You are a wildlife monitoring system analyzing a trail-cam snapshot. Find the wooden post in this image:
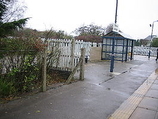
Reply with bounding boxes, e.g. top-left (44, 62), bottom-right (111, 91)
top-left (66, 48), bottom-right (85, 84)
top-left (80, 48), bottom-right (85, 81)
top-left (71, 39), bottom-right (75, 71)
top-left (42, 43), bottom-right (47, 92)
top-left (66, 59), bottom-right (82, 84)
